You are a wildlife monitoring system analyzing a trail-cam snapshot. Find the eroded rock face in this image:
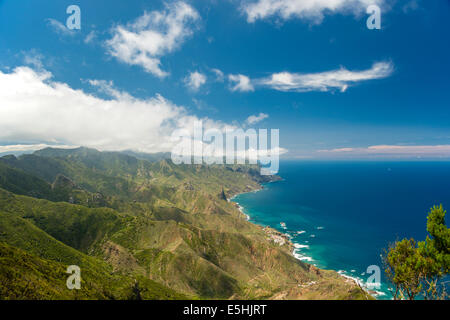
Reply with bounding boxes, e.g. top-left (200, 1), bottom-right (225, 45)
top-left (309, 265), bottom-right (321, 276)
top-left (0, 148), bottom-right (372, 300)
top-left (220, 187), bottom-right (227, 201)
top-left (51, 174), bottom-right (76, 190)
